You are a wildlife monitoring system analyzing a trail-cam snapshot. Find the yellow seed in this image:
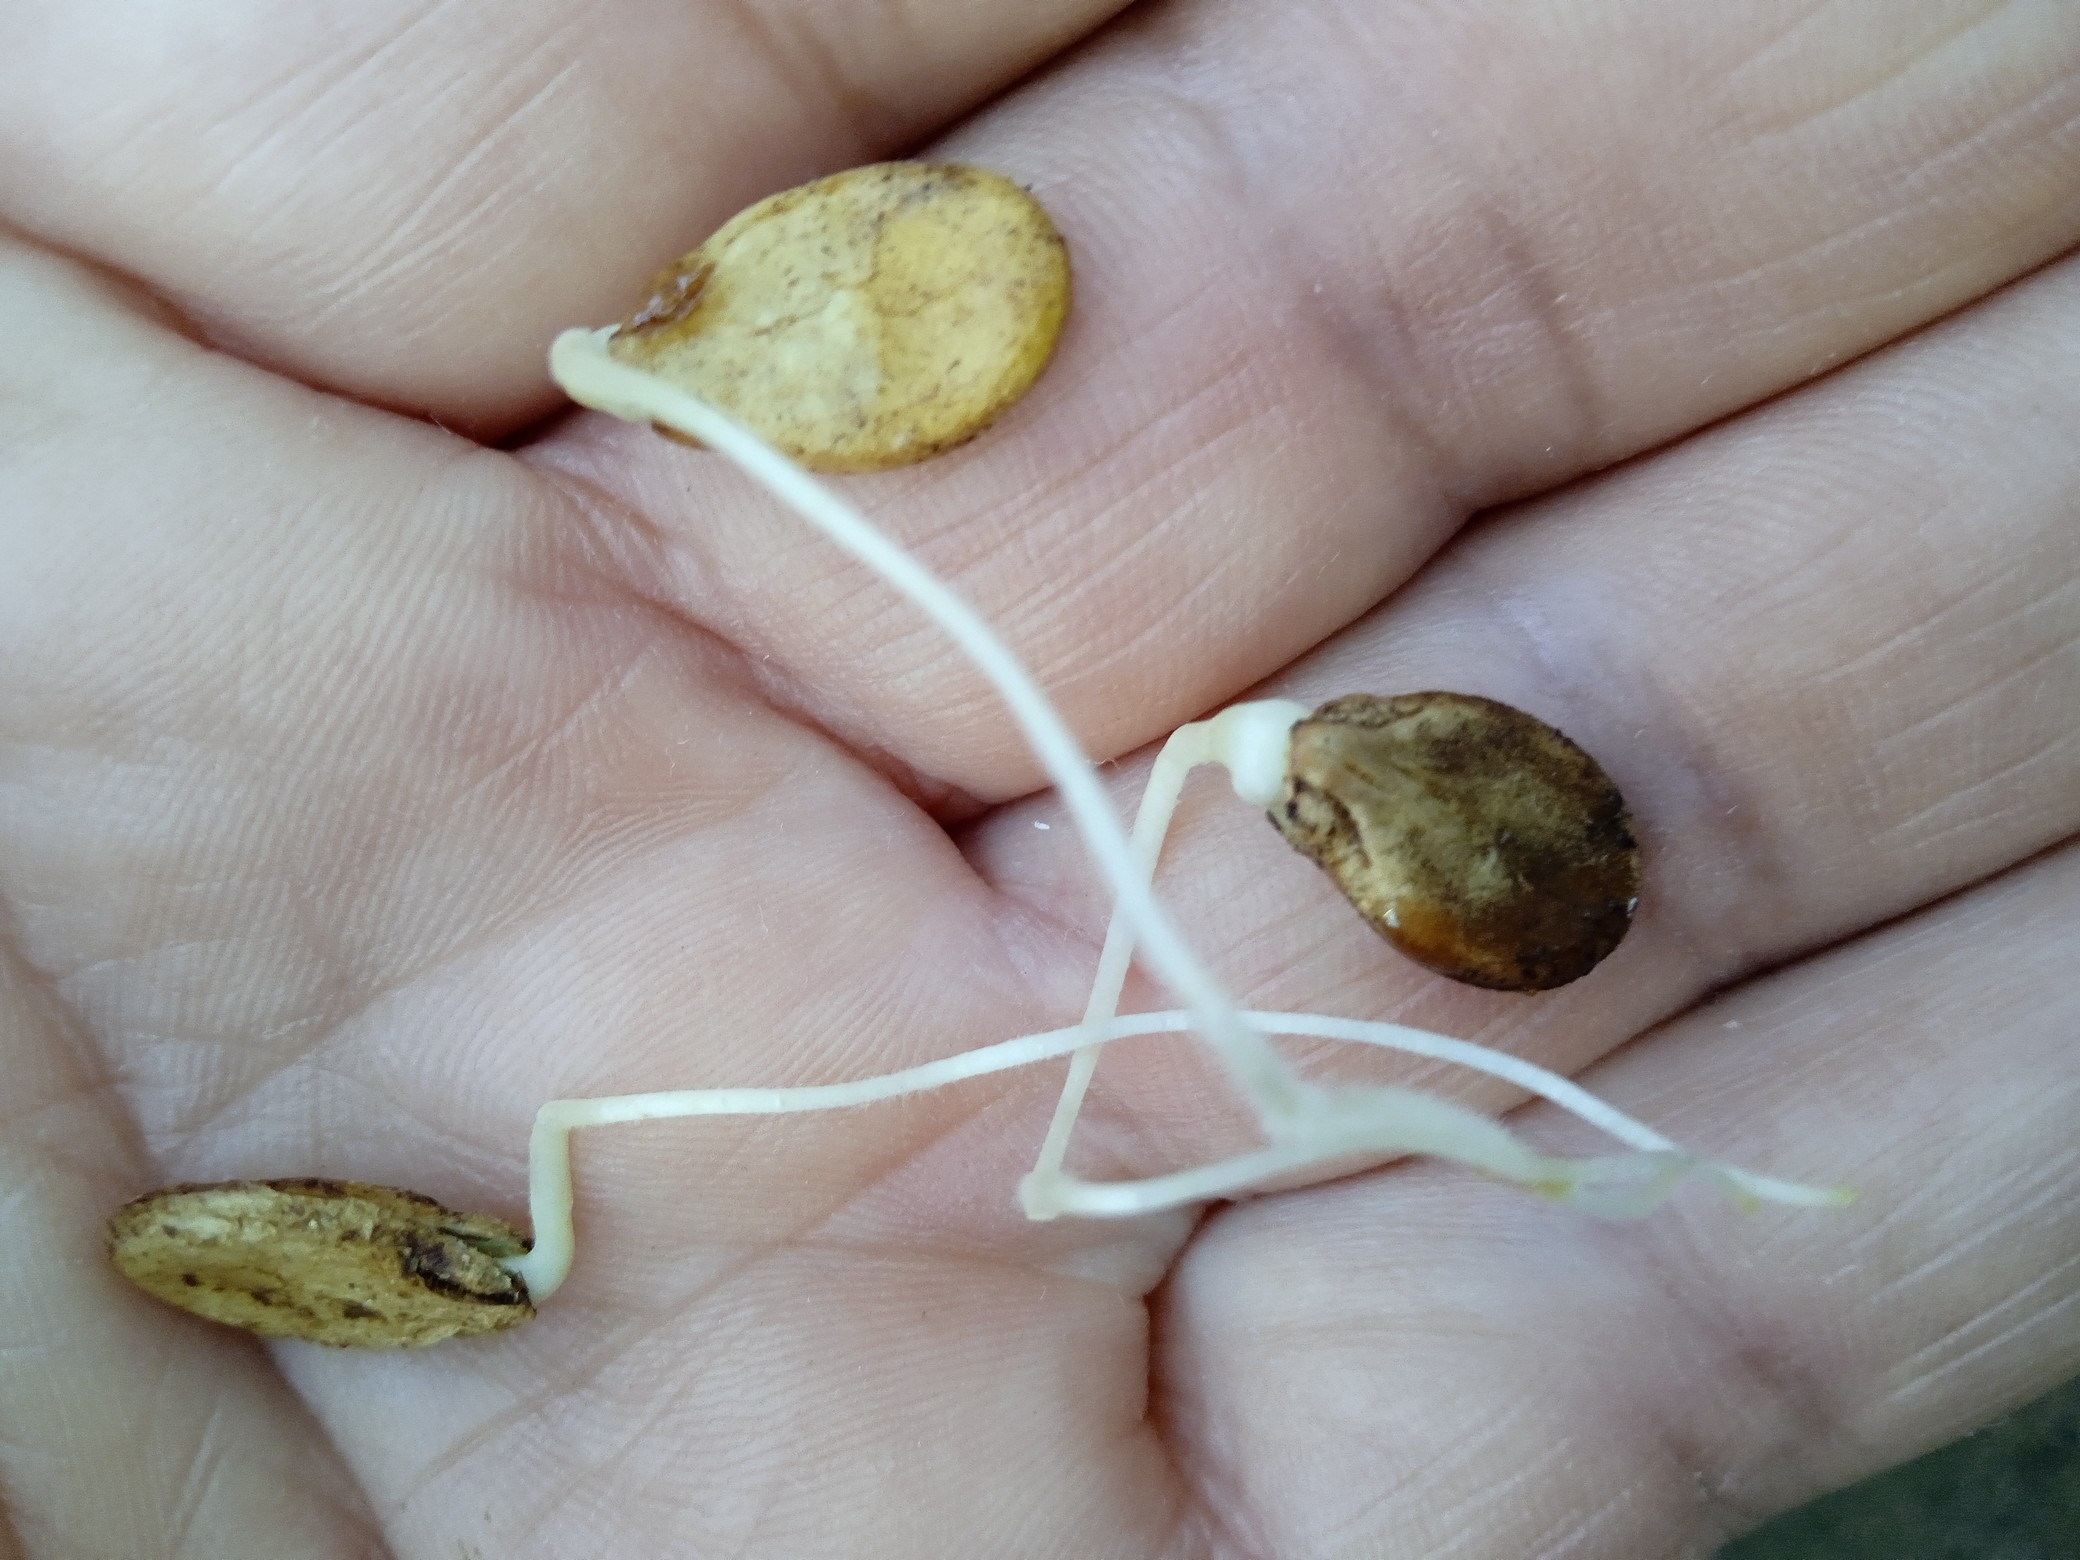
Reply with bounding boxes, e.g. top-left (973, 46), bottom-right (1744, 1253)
top-left (1271, 693), bottom-right (1641, 991)
top-left (108, 1179), bottom-right (533, 1348)
top-left (607, 162), bottom-right (1070, 472)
